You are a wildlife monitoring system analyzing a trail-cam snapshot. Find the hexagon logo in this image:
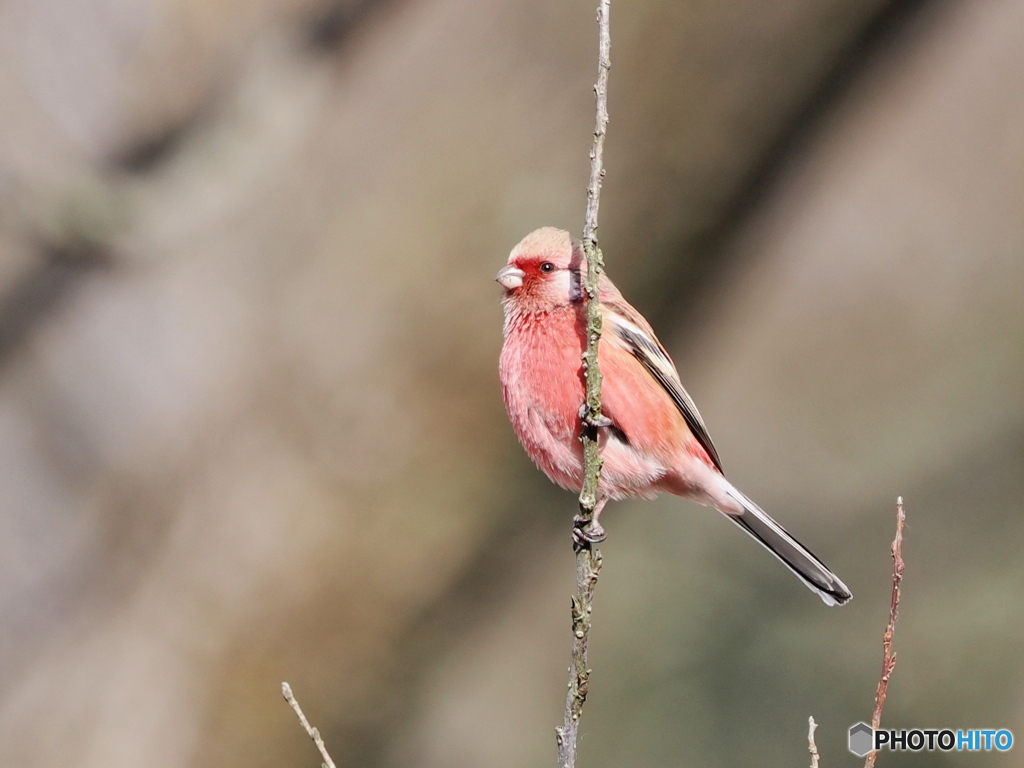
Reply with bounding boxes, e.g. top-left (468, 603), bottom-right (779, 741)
top-left (849, 722), bottom-right (874, 757)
